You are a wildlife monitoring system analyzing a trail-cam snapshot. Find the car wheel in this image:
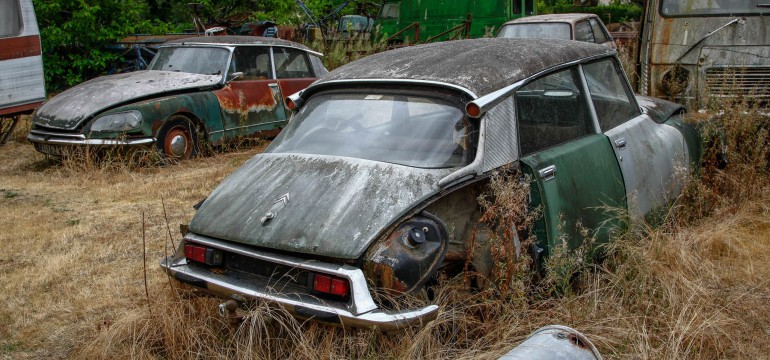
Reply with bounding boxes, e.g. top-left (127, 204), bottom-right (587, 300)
top-left (158, 115), bottom-right (198, 161)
